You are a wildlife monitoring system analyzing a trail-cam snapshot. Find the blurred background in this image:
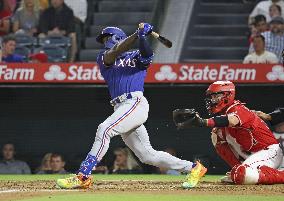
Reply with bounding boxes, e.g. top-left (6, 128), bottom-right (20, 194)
top-left (0, 0), bottom-right (283, 175)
